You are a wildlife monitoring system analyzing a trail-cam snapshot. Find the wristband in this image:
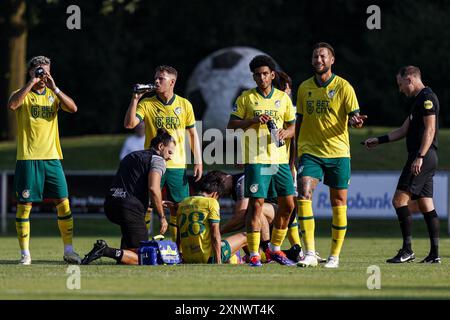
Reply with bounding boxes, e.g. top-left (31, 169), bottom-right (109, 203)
top-left (54, 87), bottom-right (61, 94)
top-left (417, 153), bottom-right (425, 159)
top-left (377, 135), bottom-right (389, 144)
